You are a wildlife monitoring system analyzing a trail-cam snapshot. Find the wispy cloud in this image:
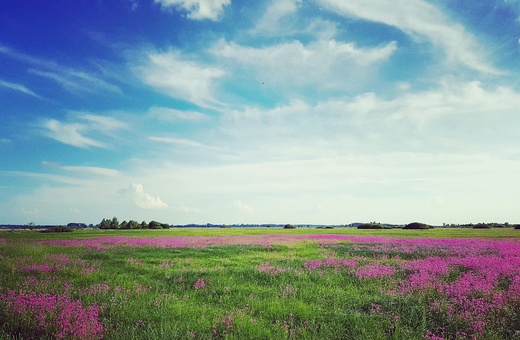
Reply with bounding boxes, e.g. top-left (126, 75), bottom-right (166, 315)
top-left (43, 119), bottom-right (107, 148)
top-left (139, 50), bottom-right (224, 108)
top-left (147, 107), bottom-right (210, 122)
top-left (41, 161), bottom-right (120, 177)
top-left (316, 0), bottom-right (501, 74)
top-left (42, 113), bottom-right (127, 148)
top-left (28, 69), bottom-right (122, 95)
top-left (79, 114), bottom-right (128, 131)
top-left (0, 44), bottom-right (122, 96)
top-left (154, 0), bottom-right (231, 21)
top-left (149, 136), bottom-right (217, 150)
top-left (0, 79), bottom-right (42, 99)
